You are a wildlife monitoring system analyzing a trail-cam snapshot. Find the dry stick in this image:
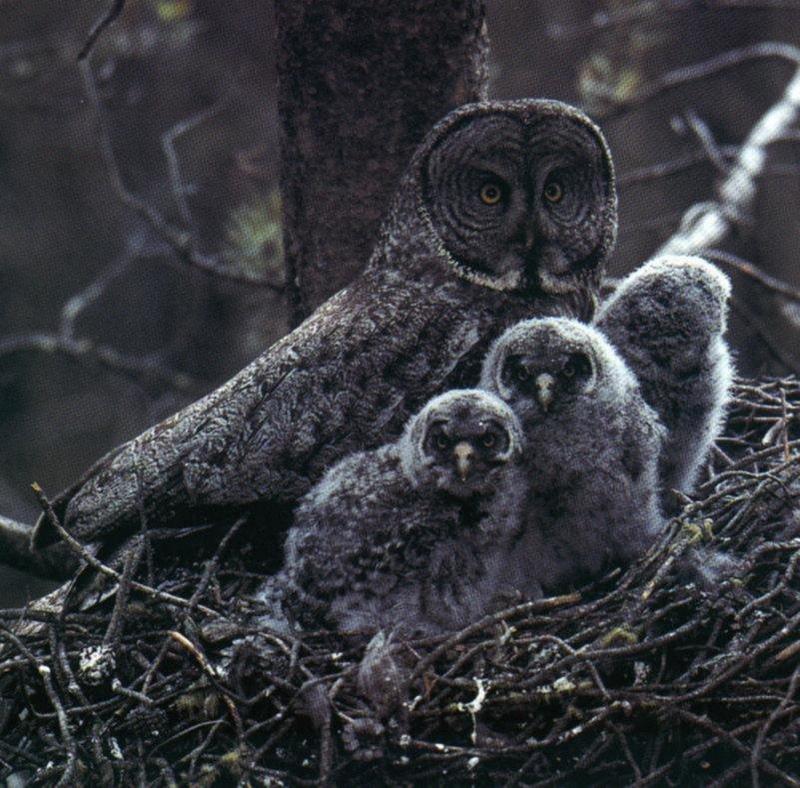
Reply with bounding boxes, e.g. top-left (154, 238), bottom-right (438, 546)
top-left (77, 0), bottom-right (126, 60)
top-left (102, 534), bottom-right (146, 647)
top-left (617, 148), bottom-right (714, 186)
top-left (186, 515), bottom-right (247, 615)
top-left (669, 707), bottom-right (793, 787)
top-left (651, 43), bottom-right (800, 256)
top-left (0, 241), bottom-right (199, 408)
top-left (0, 332), bottom-right (196, 392)
top-left (162, 104), bottom-right (227, 229)
top-left (705, 249), bottom-right (800, 303)
top-left (751, 663), bottom-right (800, 788)
top-left (408, 593), bottom-right (581, 682)
top-left (547, 1), bottom-right (800, 42)
top-left (684, 108), bottom-right (731, 175)
top-left (79, 58), bottom-right (283, 291)
top-left (31, 483), bottom-right (221, 619)
top-left (0, 625), bottom-right (78, 786)
top-left (167, 631), bottom-right (244, 741)
top-left (733, 298), bottom-right (800, 374)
